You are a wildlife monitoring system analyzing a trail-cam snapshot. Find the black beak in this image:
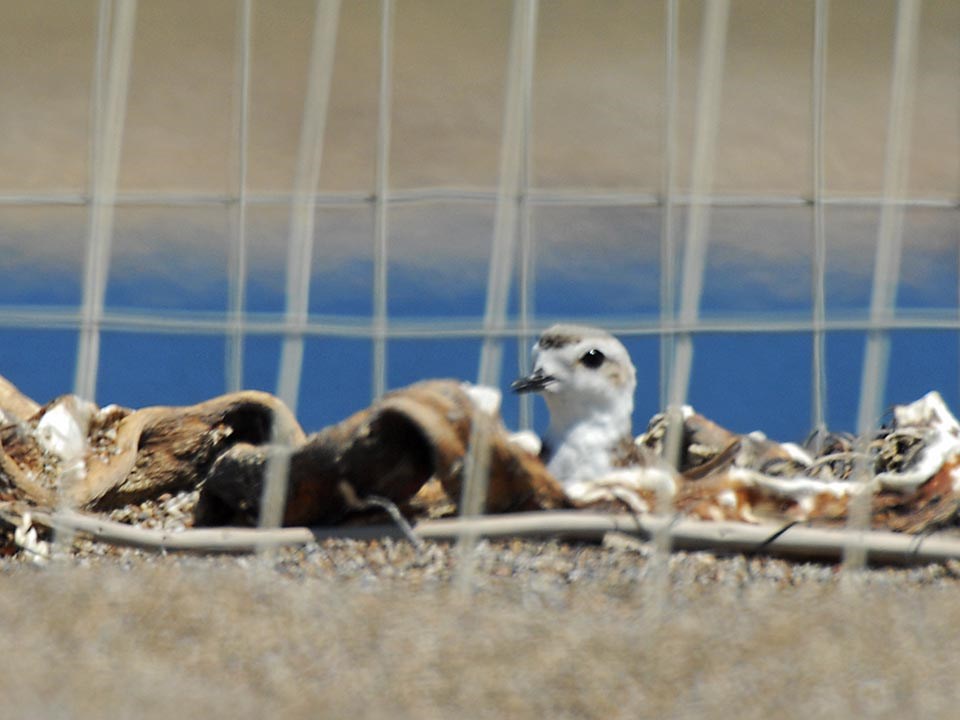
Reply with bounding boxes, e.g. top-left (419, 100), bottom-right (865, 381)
top-left (511, 369), bottom-right (554, 394)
